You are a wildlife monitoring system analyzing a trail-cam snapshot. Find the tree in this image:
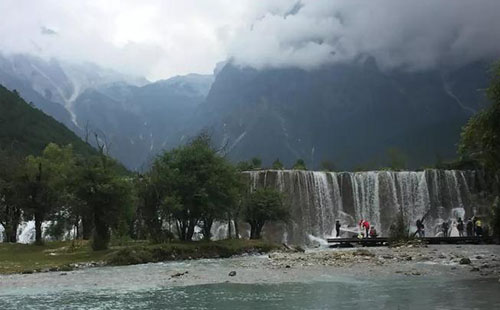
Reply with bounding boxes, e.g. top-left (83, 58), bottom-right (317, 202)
top-left (272, 158), bottom-right (284, 170)
top-left (243, 188), bottom-right (288, 239)
top-left (251, 157), bottom-right (262, 169)
top-left (292, 159), bottom-right (307, 170)
top-left (18, 144), bottom-right (76, 245)
top-left (152, 135), bottom-right (242, 241)
top-left (236, 161), bottom-right (254, 171)
top-left (74, 154), bottom-right (133, 250)
top-left (134, 173), bottom-right (170, 242)
top-left (0, 150), bottom-right (22, 242)
top-left (459, 62), bottom-right (500, 173)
